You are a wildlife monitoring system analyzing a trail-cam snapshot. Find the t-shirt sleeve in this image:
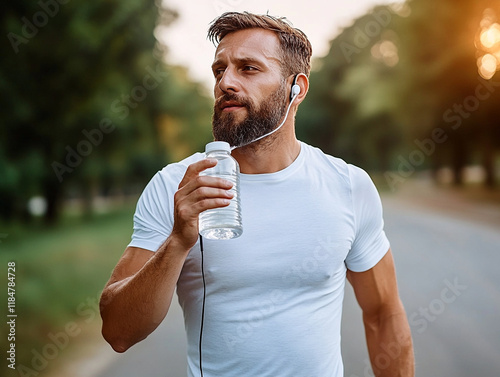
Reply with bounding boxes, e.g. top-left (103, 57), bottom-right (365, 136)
top-left (345, 165), bottom-right (390, 272)
top-left (128, 171), bottom-right (175, 252)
